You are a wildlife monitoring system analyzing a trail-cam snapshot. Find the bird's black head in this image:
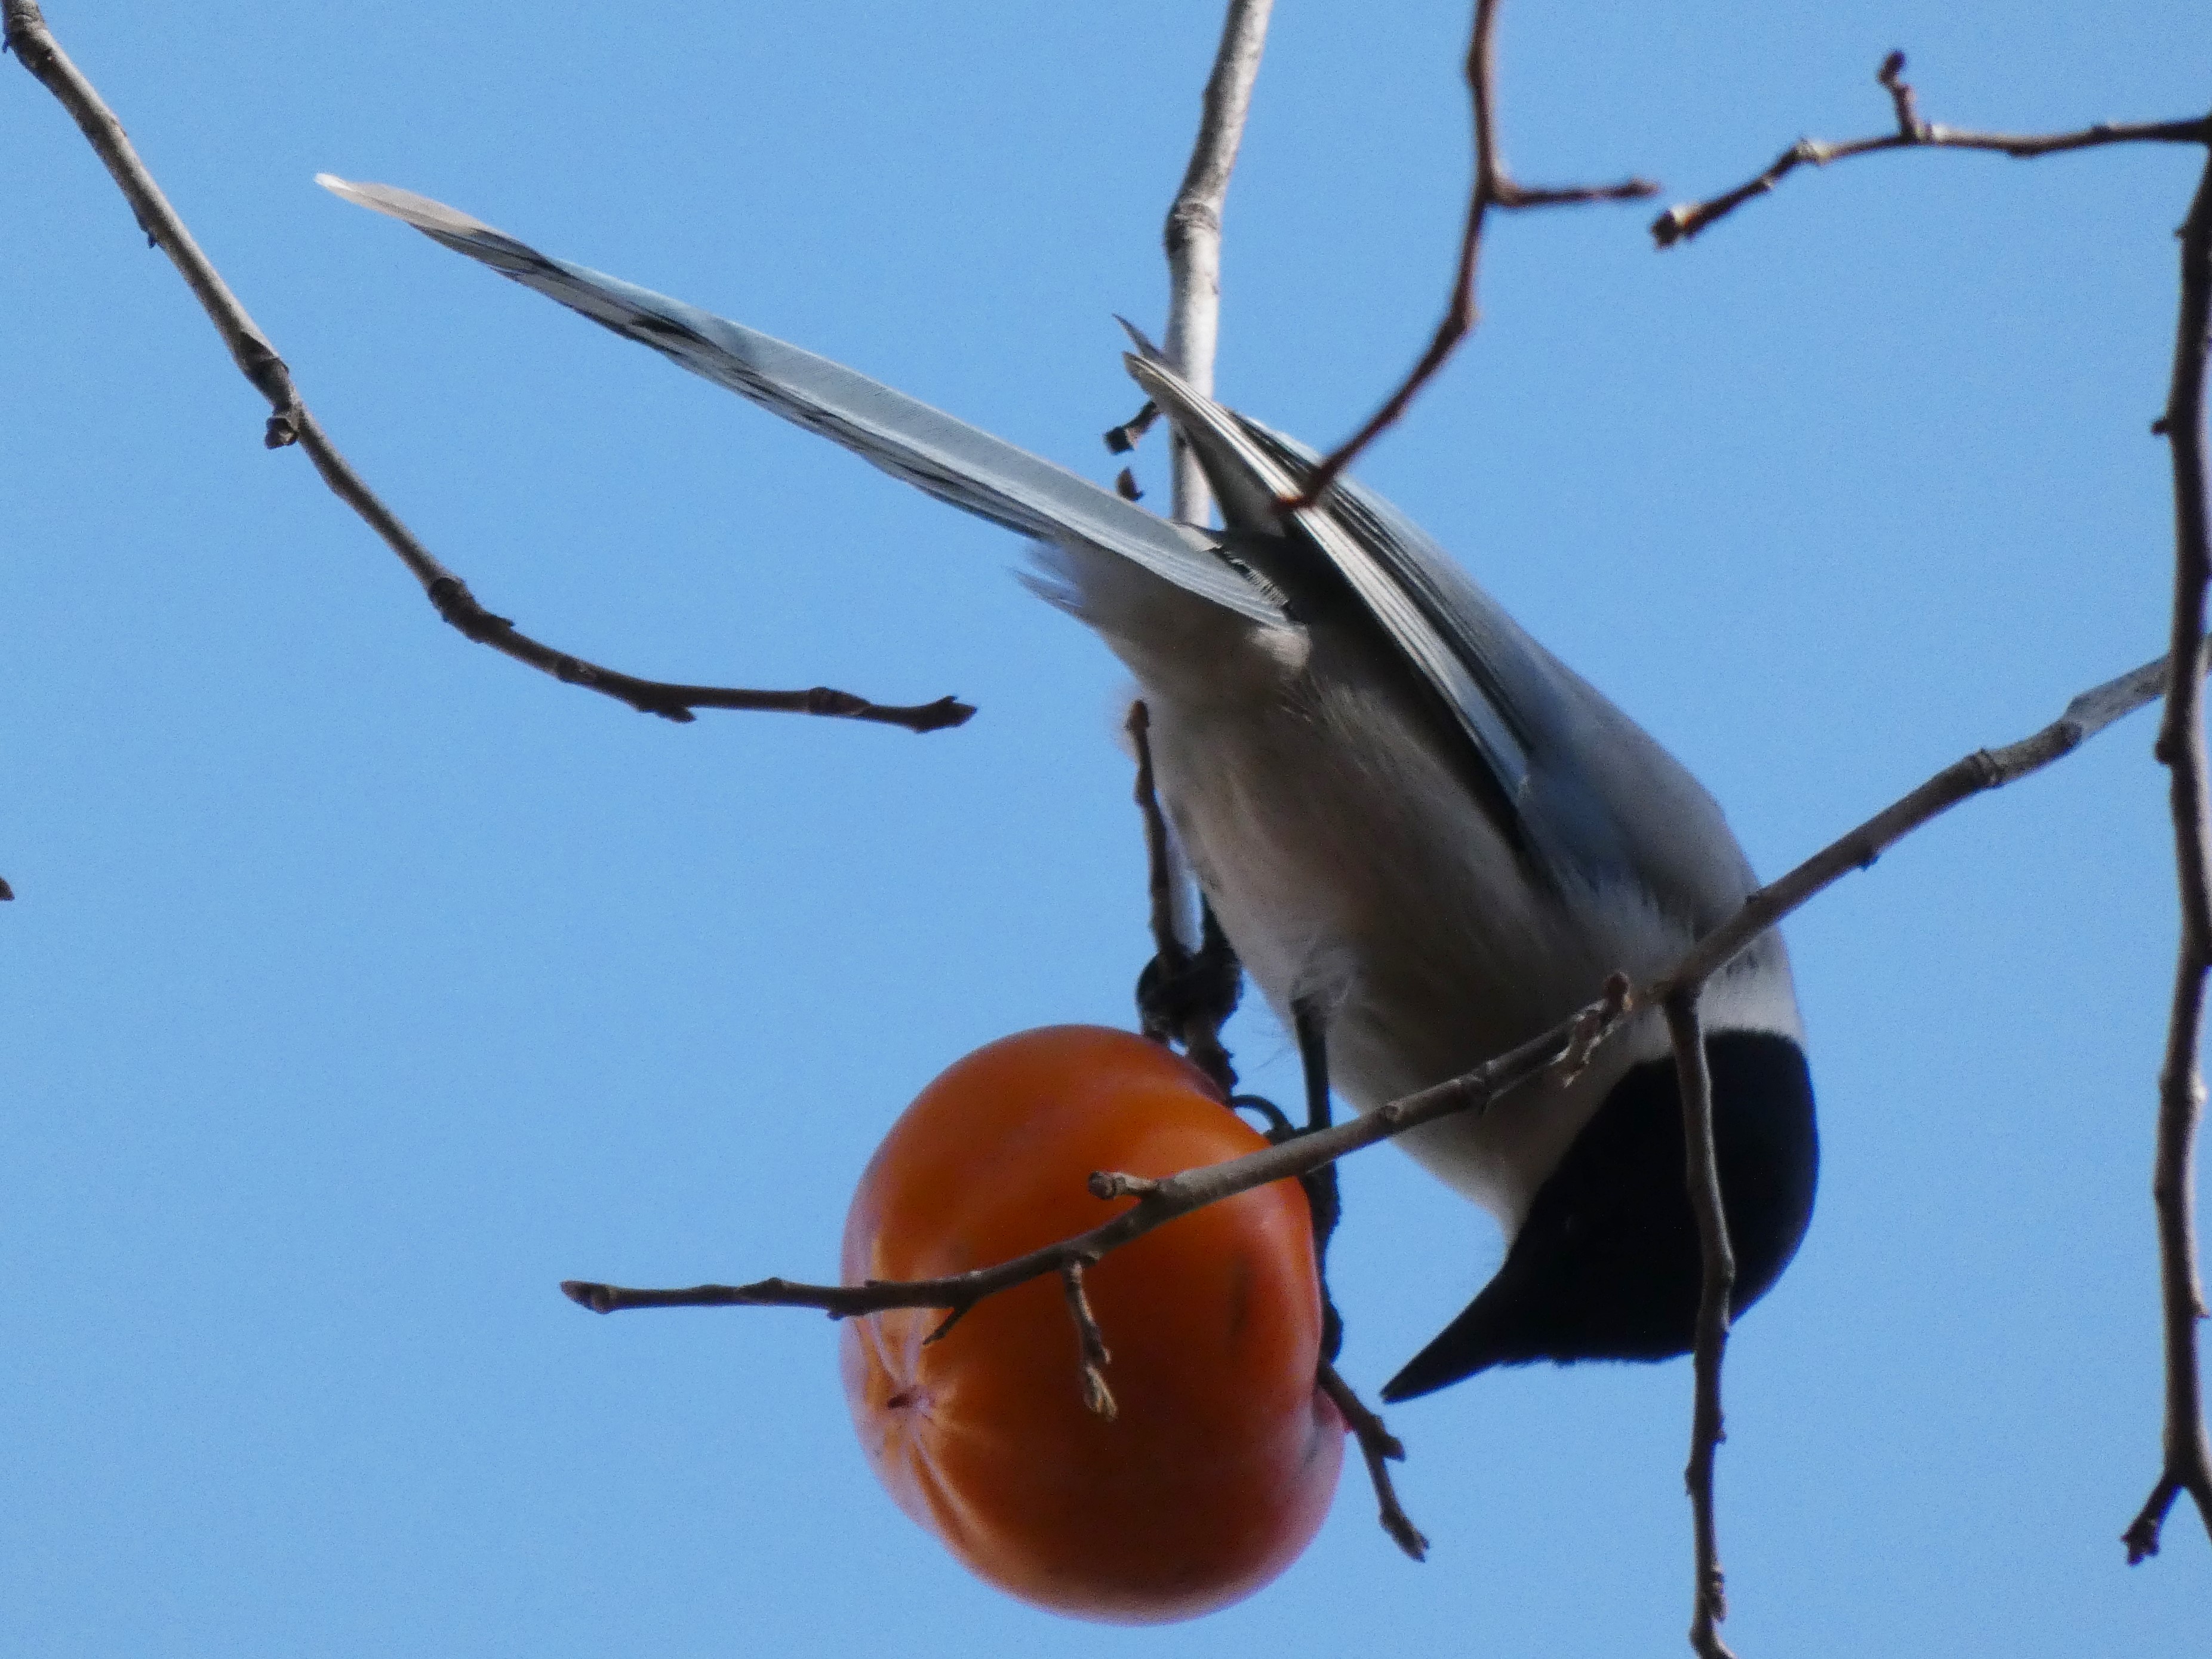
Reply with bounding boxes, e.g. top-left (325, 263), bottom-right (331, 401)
top-left (1381, 1029), bottom-right (1817, 1403)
